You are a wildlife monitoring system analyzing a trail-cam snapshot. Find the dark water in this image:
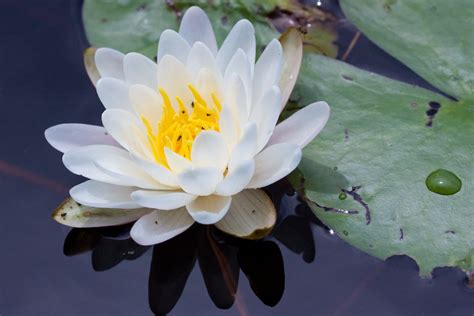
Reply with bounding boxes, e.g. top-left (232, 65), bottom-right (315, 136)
top-left (1, 0), bottom-right (473, 315)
